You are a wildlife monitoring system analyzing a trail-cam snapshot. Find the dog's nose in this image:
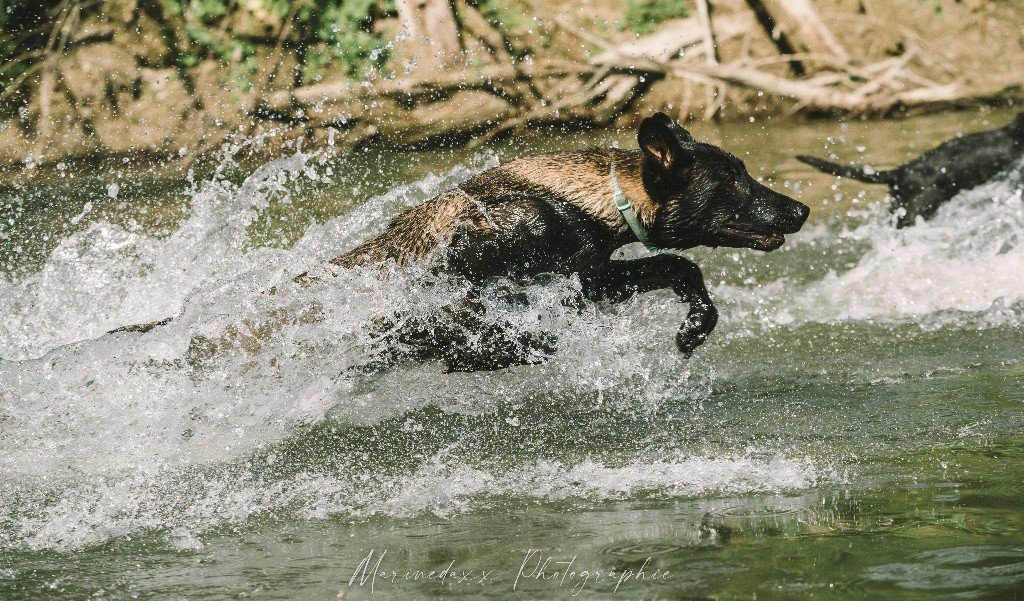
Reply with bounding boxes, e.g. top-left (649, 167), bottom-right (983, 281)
top-left (775, 199), bottom-right (810, 233)
top-left (795, 202), bottom-right (810, 223)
